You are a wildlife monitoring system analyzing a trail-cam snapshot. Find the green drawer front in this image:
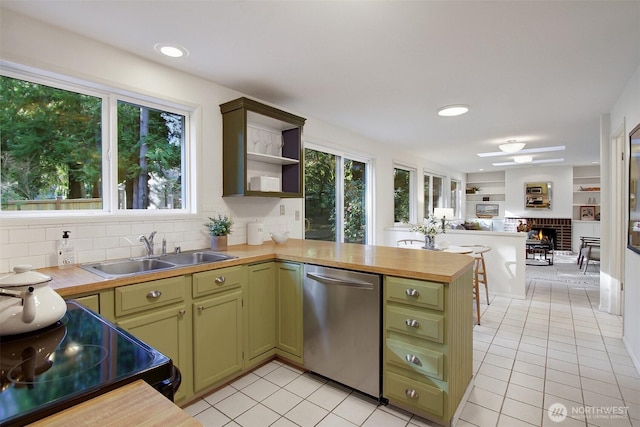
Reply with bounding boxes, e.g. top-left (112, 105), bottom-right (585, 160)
top-left (385, 276), bottom-right (444, 311)
top-left (115, 276), bottom-right (186, 317)
top-left (386, 305), bottom-right (444, 343)
top-left (386, 338), bottom-right (444, 381)
top-left (193, 265), bottom-right (245, 298)
top-left (385, 371), bottom-right (444, 417)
